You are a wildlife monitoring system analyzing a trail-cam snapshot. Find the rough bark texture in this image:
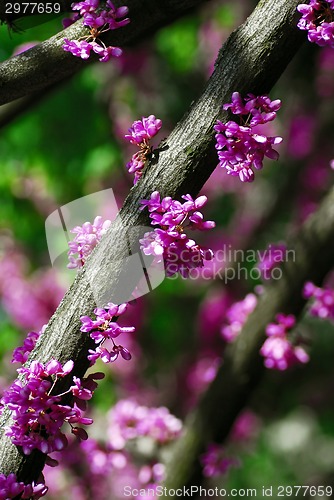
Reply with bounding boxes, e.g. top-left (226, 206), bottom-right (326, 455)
top-left (0, 0), bottom-right (212, 105)
top-left (0, 0), bottom-right (308, 485)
